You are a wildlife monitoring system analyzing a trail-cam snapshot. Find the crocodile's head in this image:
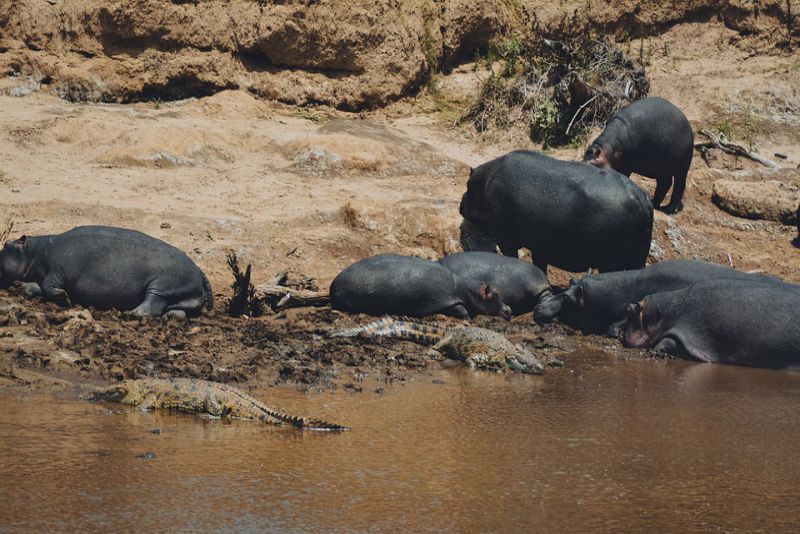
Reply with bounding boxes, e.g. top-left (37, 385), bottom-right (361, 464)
top-left (92, 383), bottom-right (133, 404)
top-left (506, 346), bottom-right (545, 375)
